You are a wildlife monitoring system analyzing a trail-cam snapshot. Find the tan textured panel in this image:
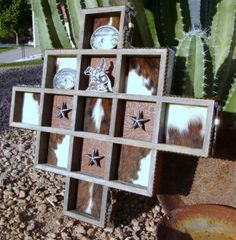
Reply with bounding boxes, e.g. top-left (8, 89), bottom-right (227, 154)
top-left (122, 101), bottom-right (156, 142)
top-left (80, 138), bottom-right (109, 178)
top-left (51, 95), bottom-right (73, 129)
